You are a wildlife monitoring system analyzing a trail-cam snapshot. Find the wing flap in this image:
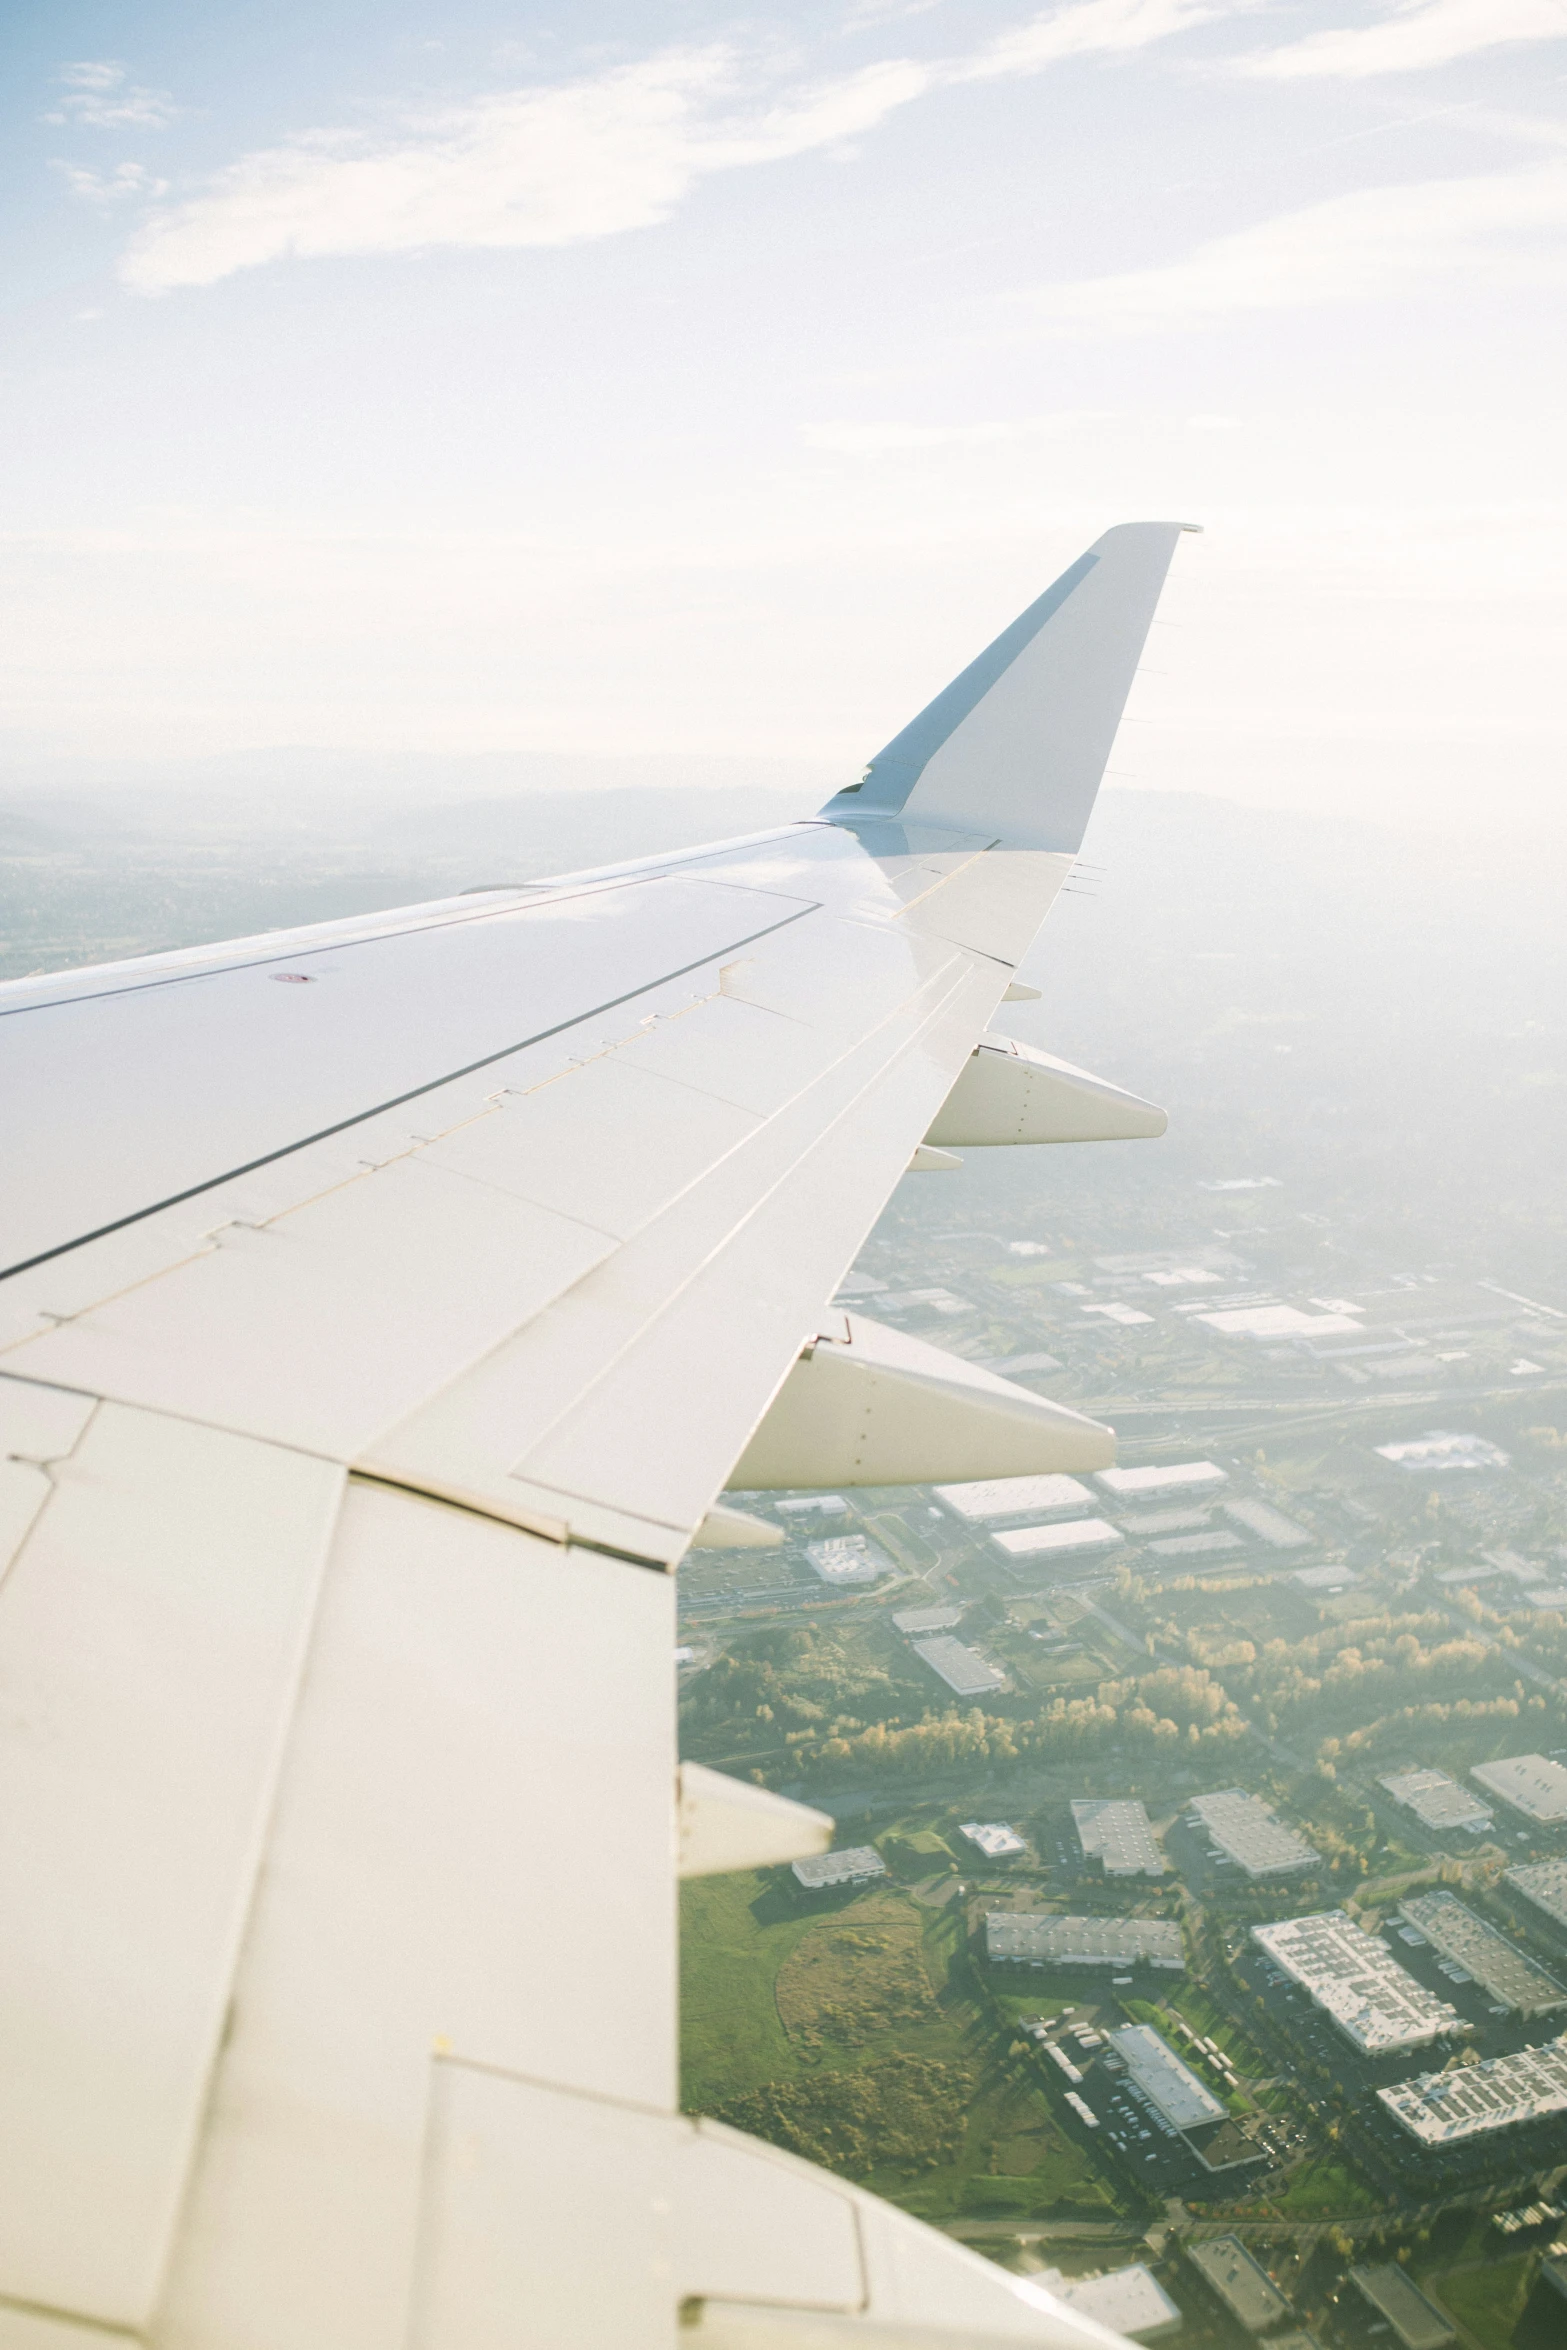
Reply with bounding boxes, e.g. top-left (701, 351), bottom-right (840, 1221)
top-left (0, 1393), bottom-right (341, 2328)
